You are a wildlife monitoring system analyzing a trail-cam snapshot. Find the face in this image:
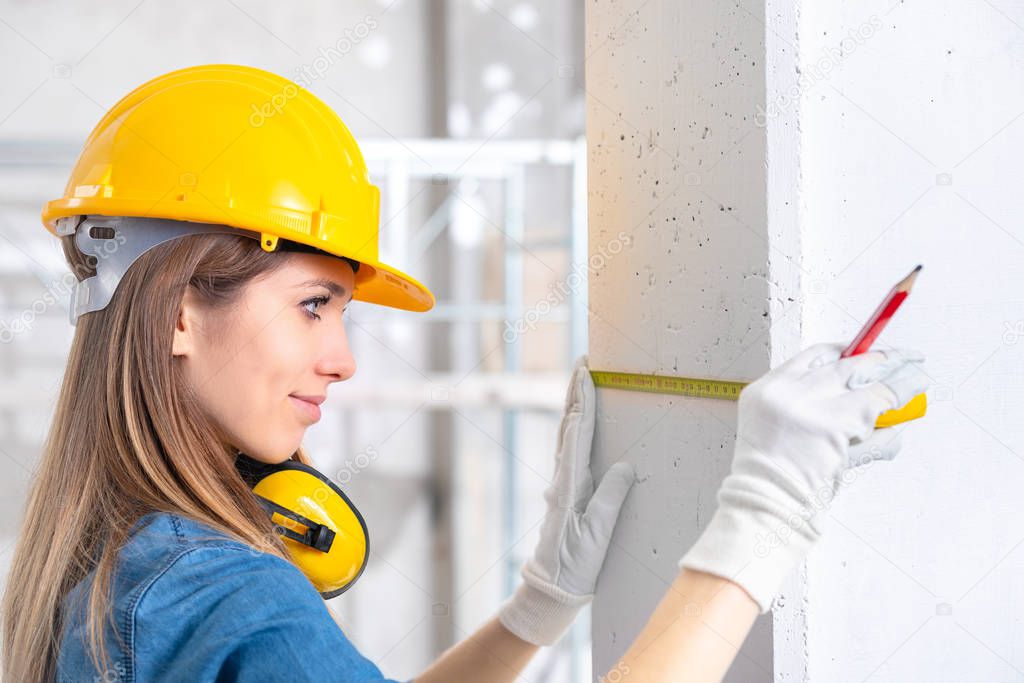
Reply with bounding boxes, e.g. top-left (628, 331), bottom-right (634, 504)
top-left (172, 252), bottom-right (357, 463)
